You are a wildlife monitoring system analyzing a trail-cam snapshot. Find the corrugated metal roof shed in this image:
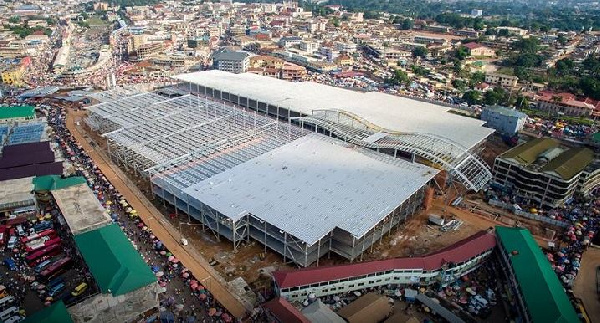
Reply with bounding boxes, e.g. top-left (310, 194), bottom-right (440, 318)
top-left (184, 134), bottom-right (438, 244)
top-left (495, 226), bottom-right (579, 323)
top-left (0, 105), bottom-right (35, 120)
top-left (74, 224), bottom-right (156, 296)
top-left (174, 71), bottom-right (494, 149)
